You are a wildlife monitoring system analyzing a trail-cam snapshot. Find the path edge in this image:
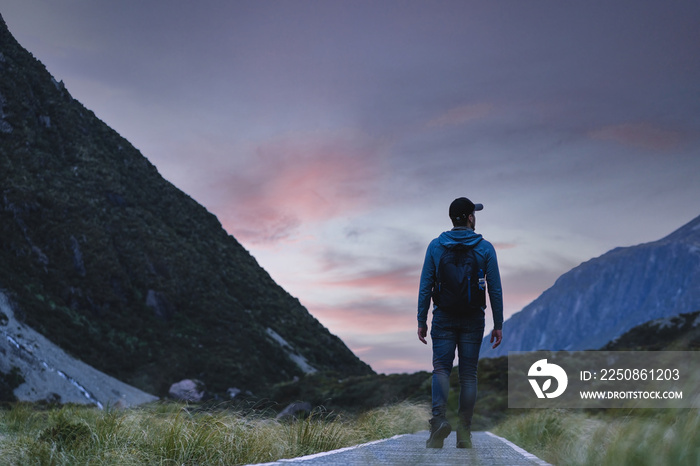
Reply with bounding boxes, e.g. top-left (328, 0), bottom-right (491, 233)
top-left (249, 433), bottom-right (412, 465)
top-left (484, 431), bottom-right (553, 466)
